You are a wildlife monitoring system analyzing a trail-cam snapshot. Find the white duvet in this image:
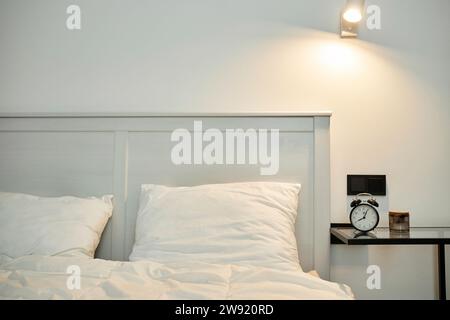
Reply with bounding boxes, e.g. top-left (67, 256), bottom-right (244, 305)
top-left (0, 255), bottom-right (353, 300)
